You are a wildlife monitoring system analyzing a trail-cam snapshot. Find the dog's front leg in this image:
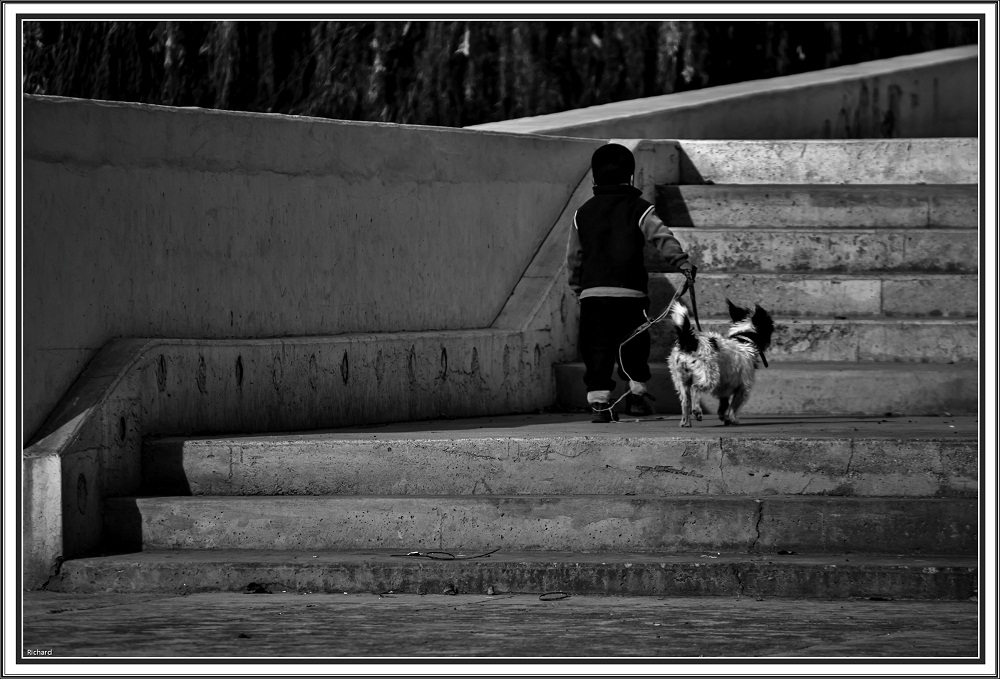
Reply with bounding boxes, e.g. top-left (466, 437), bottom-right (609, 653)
top-left (691, 388), bottom-right (704, 421)
top-left (678, 382), bottom-right (693, 427)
